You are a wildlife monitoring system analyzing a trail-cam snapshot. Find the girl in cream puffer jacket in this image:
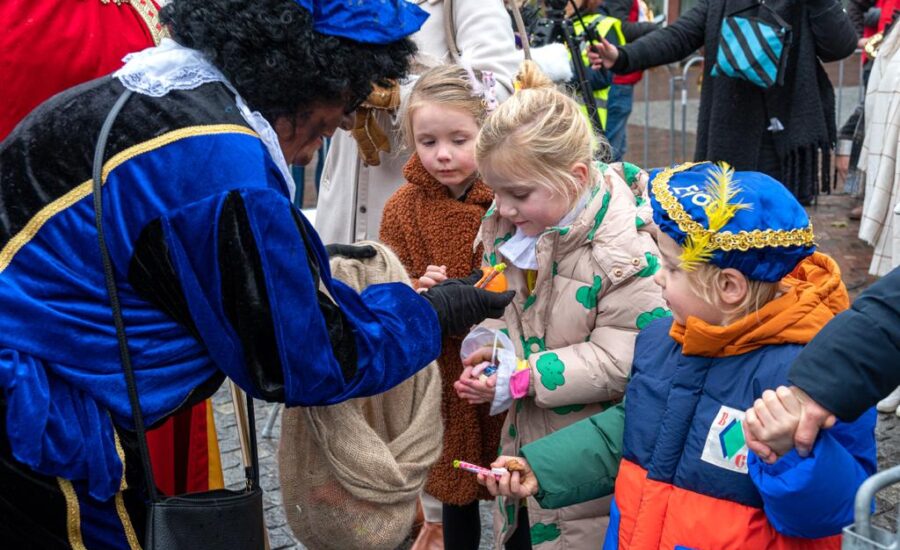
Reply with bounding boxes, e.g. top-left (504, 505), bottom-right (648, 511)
top-left (454, 61), bottom-right (667, 549)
